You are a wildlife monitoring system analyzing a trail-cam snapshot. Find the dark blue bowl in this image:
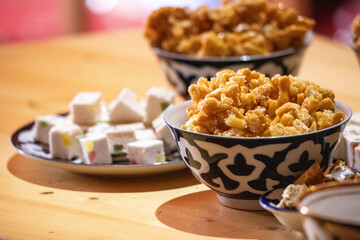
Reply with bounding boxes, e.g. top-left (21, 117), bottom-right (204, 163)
top-left (164, 100), bottom-right (351, 210)
top-left (153, 32), bottom-right (313, 98)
